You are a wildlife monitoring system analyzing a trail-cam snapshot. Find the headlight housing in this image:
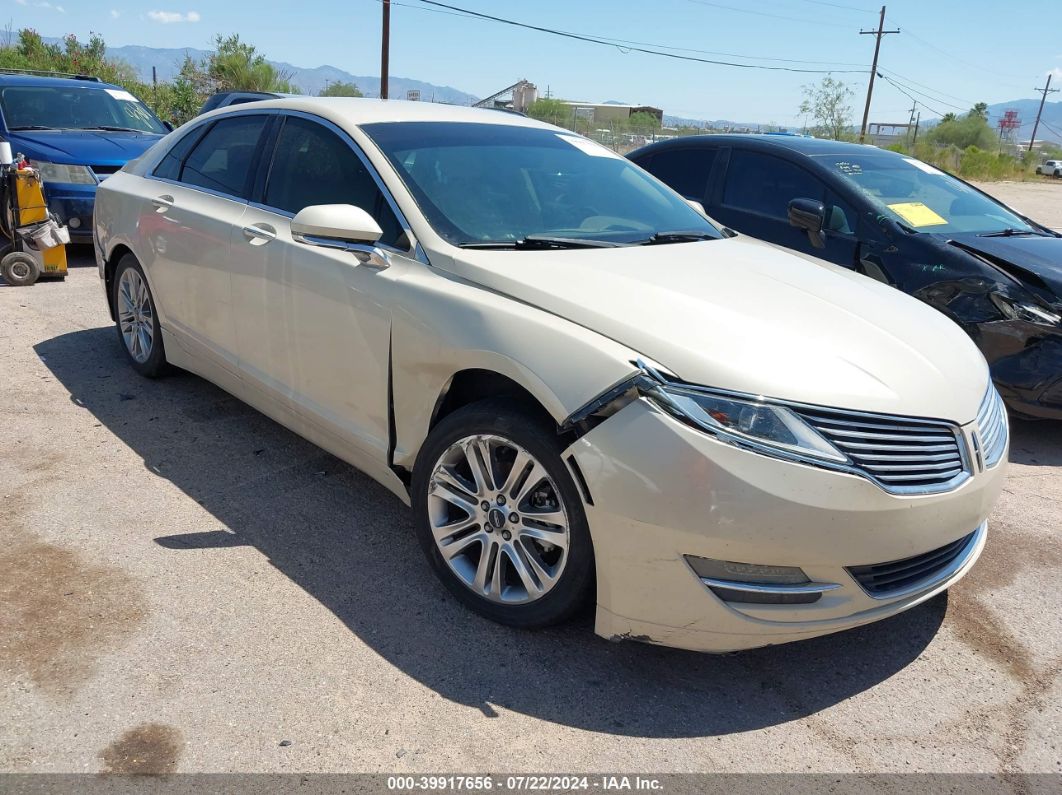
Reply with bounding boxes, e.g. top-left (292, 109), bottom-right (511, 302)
top-left (30, 161), bottom-right (97, 185)
top-left (645, 377), bottom-right (846, 464)
top-left (990, 292), bottom-right (1061, 327)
